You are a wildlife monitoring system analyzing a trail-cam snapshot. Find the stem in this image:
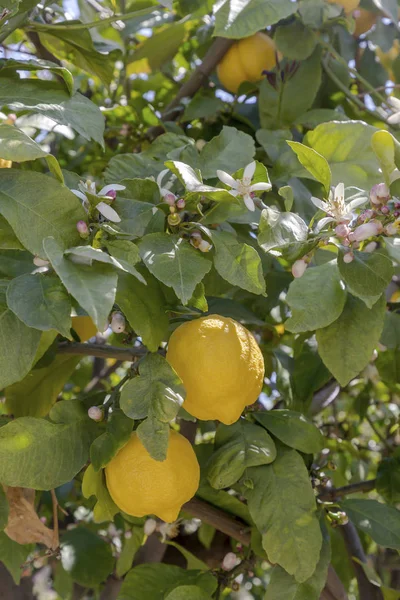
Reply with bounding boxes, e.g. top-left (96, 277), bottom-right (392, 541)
top-left (27, 6), bottom-right (156, 31)
top-left (57, 342), bottom-right (147, 361)
top-left (318, 479), bottom-right (376, 502)
top-left (50, 490), bottom-right (59, 551)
